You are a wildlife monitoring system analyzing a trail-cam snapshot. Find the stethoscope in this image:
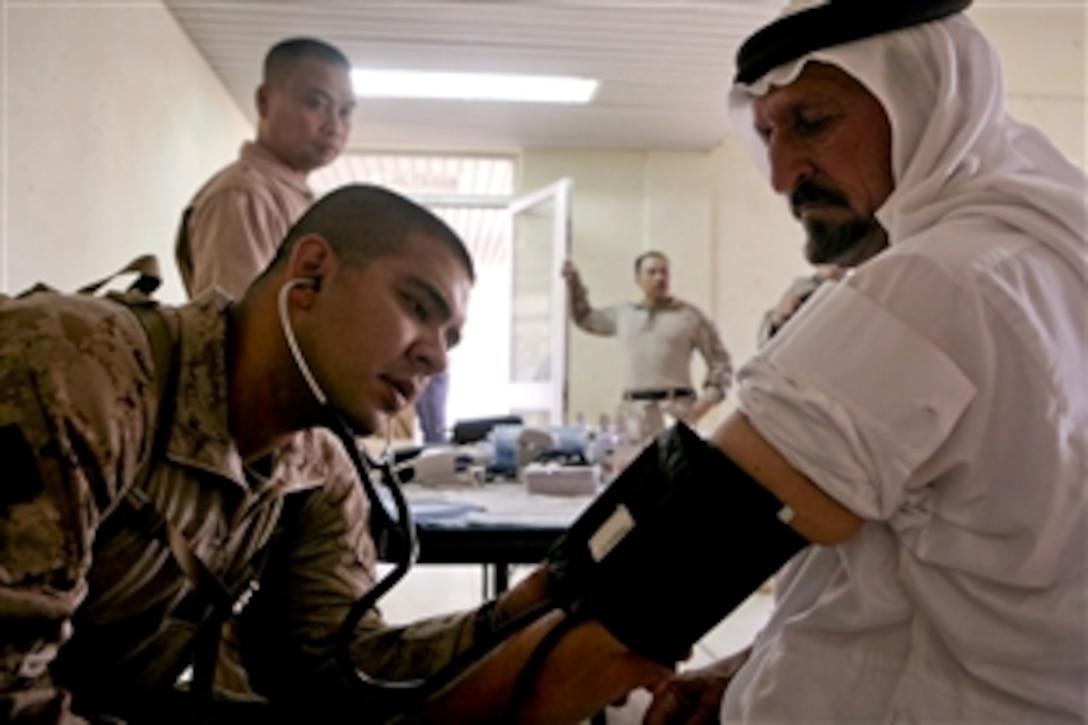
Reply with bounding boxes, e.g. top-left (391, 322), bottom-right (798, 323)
top-left (277, 276), bottom-right (417, 563)
top-left (277, 278), bottom-right (561, 720)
